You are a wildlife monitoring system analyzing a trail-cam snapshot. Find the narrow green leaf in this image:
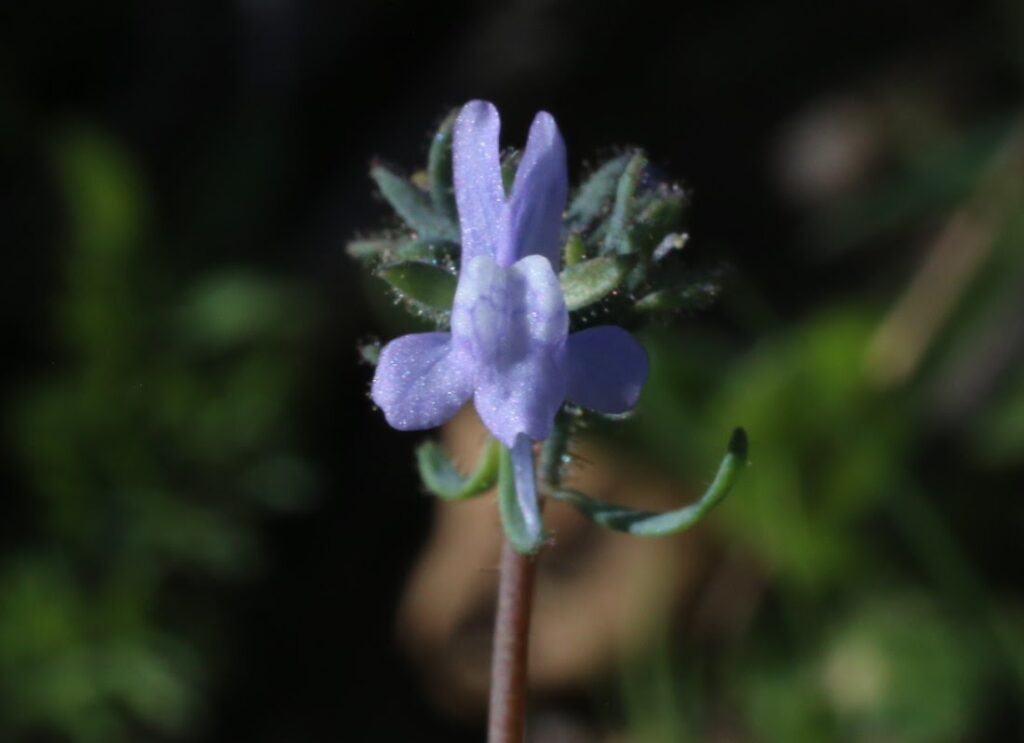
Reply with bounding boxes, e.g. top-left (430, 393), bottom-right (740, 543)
top-left (498, 443), bottom-right (545, 553)
top-left (376, 261), bottom-right (457, 310)
top-left (370, 164), bottom-right (458, 240)
top-left (416, 438), bottom-right (500, 500)
top-left (560, 255), bottom-right (634, 311)
top-left (428, 111), bottom-right (459, 222)
top-left (552, 428), bottom-right (748, 536)
top-left (565, 154), bottom-right (632, 232)
top-left (602, 152), bottom-right (647, 255)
